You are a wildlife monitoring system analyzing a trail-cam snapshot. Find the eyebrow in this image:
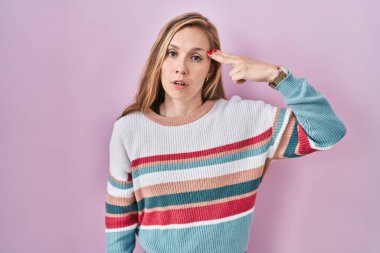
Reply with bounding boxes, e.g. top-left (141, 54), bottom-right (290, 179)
top-left (168, 44), bottom-right (206, 52)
